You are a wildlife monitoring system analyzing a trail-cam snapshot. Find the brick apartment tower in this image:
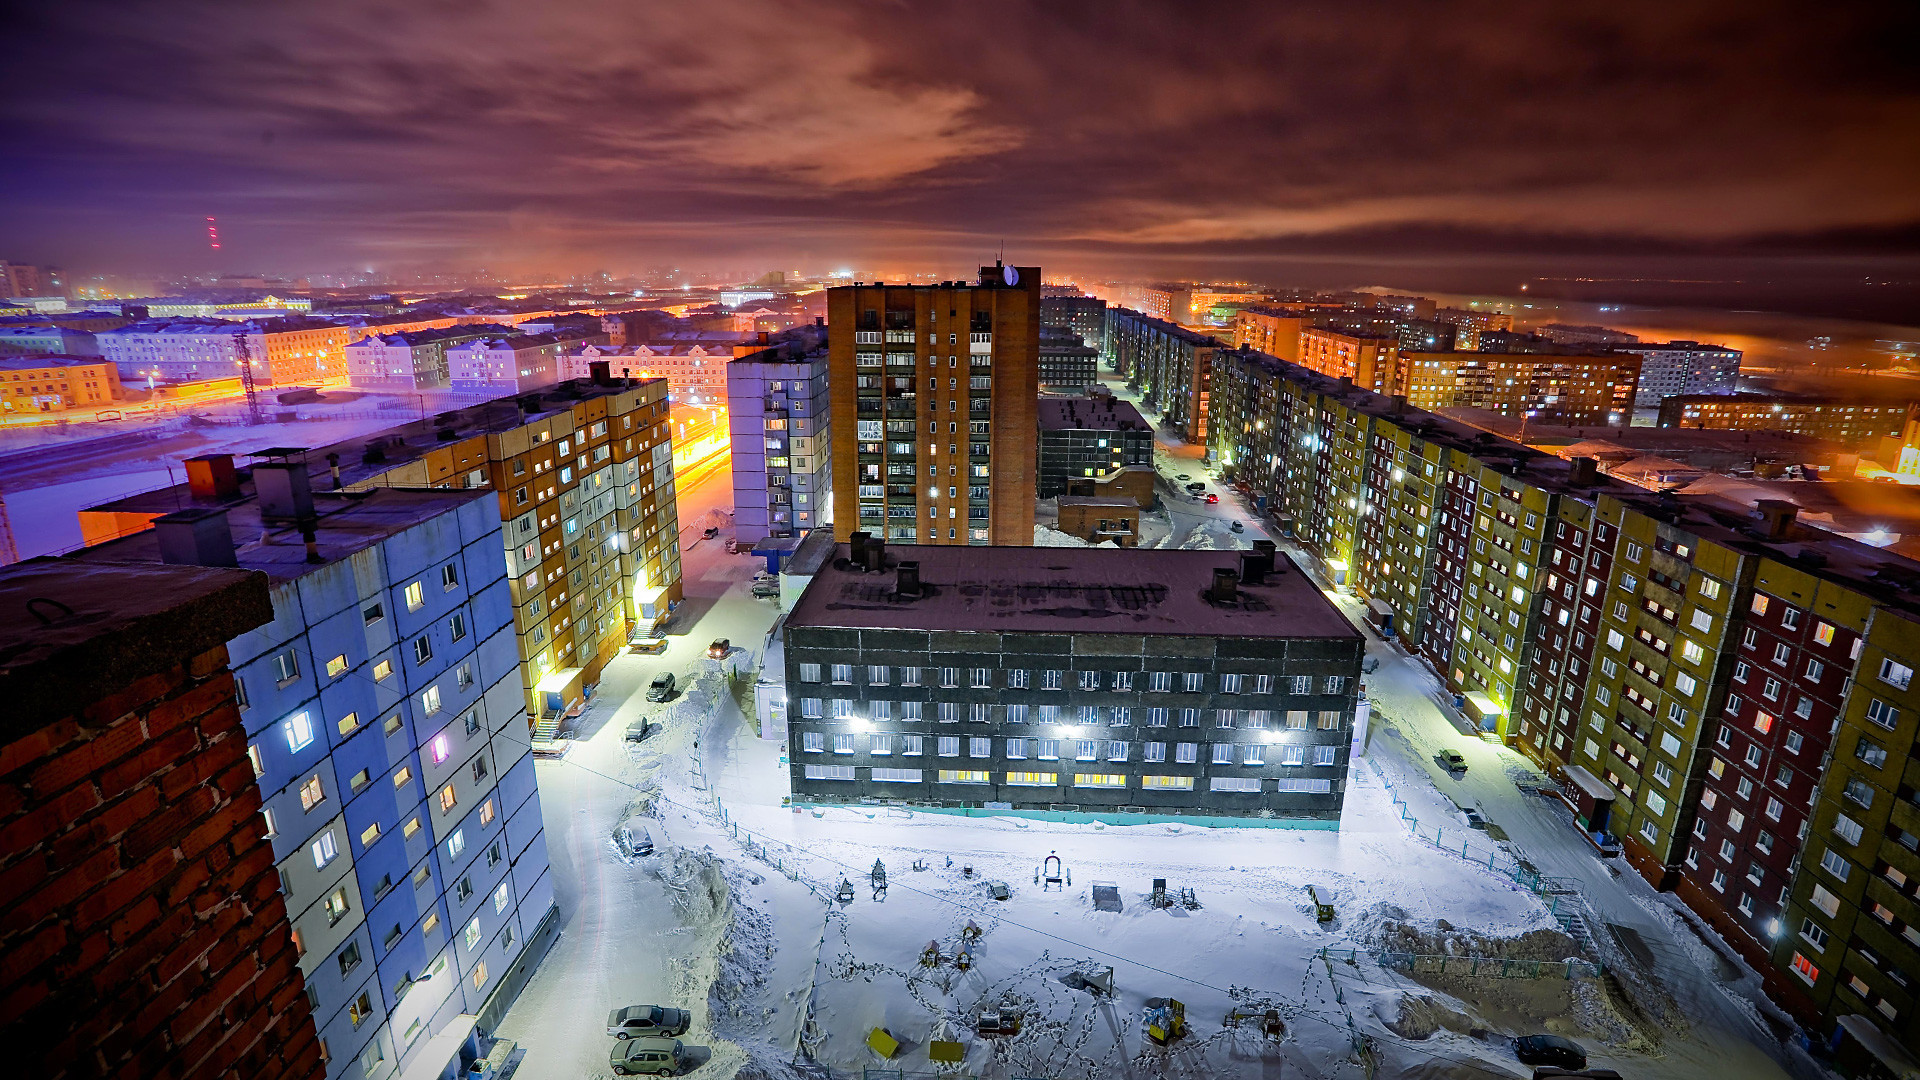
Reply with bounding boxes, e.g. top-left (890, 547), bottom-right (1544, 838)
top-left (0, 559), bottom-right (325, 1080)
top-left (829, 265), bottom-right (1040, 546)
